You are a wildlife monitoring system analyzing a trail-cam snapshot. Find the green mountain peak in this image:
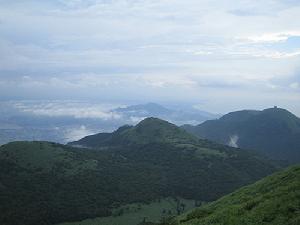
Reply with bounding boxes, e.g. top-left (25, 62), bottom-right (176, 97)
top-left (183, 107), bottom-right (300, 163)
top-left (70, 117), bottom-right (199, 147)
